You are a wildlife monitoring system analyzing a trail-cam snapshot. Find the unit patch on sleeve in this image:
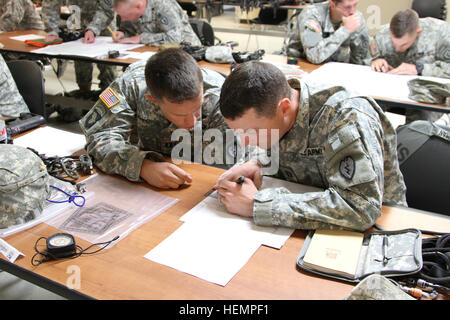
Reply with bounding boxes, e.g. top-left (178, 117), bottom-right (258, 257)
top-left (307, 20), bottom-right (322, 33)
top-left (340, 156), bottom-right (355, 180)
